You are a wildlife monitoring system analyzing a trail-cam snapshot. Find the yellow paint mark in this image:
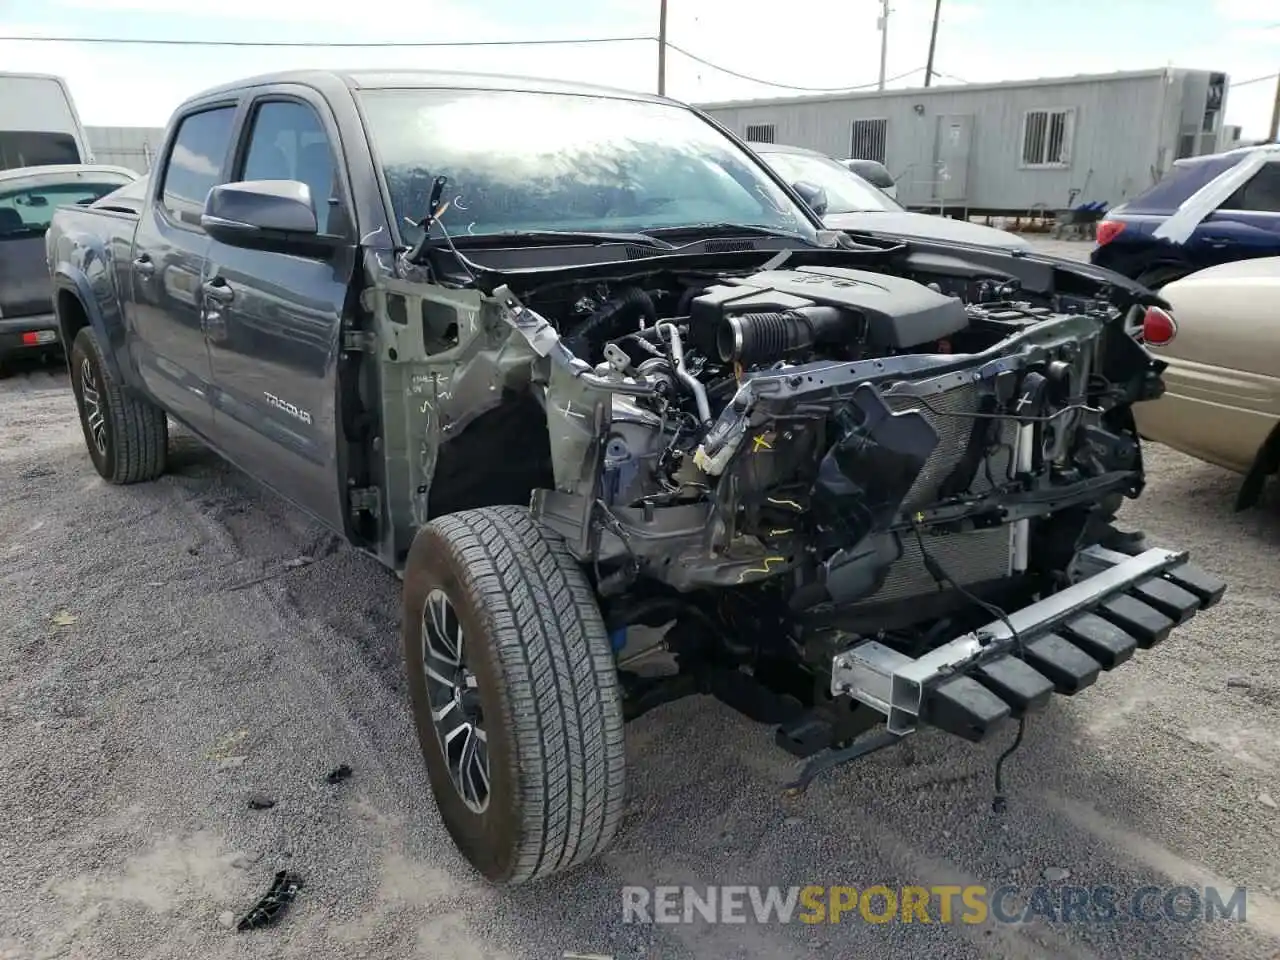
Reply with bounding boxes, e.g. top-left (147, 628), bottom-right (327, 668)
top-left (767, 496), bottom-right (803, 511)
top-left (768, 528), bottom-right (794, 536)
top-left (752, 434), bottom-right (773, 452)
top-left (736, 556), bottom-right (788, 584)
